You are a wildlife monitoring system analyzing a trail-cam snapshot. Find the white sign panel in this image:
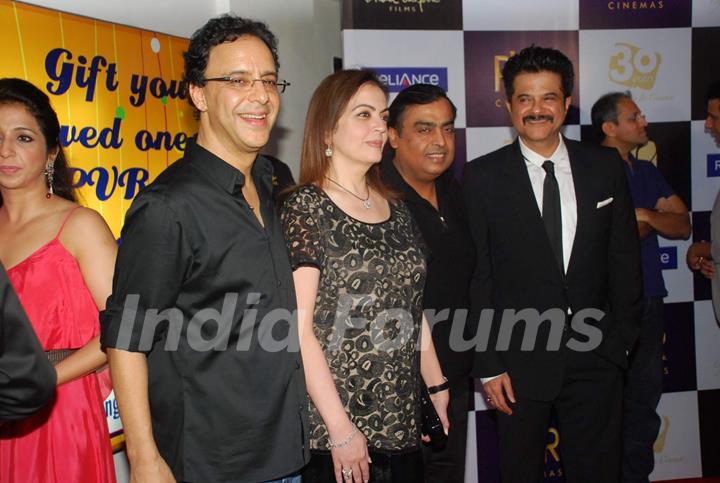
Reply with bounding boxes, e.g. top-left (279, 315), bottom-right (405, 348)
top-left (343, 30), bottom-right (467, 127)
top-left (579, 28), bottom-right (692, 124)
top-left (650, 391), bottom-right (702, 481)
top-left (462, 0), bottom-right (579, 31)
top-left (694, 300), bottom-right (720, 390)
